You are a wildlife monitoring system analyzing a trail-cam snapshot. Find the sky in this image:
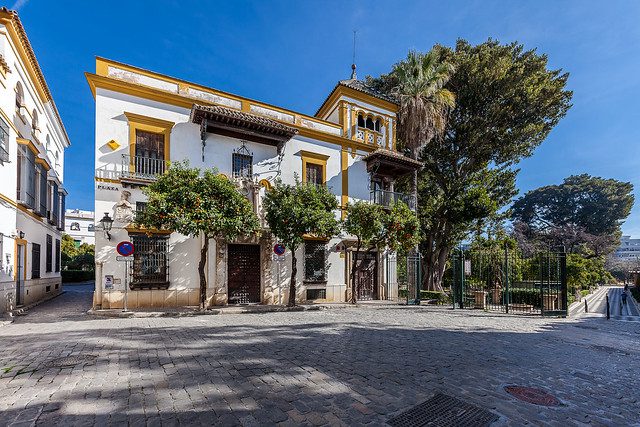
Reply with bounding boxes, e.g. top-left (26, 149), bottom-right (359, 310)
top-left (13, 0), bottom-right (640, 235)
